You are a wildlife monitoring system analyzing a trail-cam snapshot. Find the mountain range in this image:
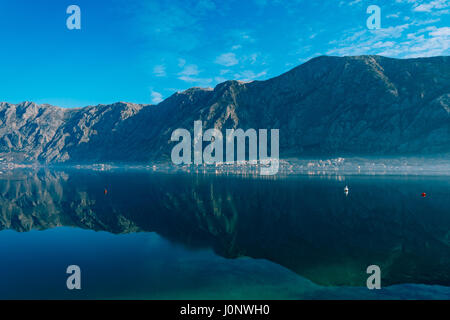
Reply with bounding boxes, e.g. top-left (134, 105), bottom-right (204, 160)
top-left (1, 55), bottom-right (449, 163)
top-left (1, 169), bottom-right (449, 287)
